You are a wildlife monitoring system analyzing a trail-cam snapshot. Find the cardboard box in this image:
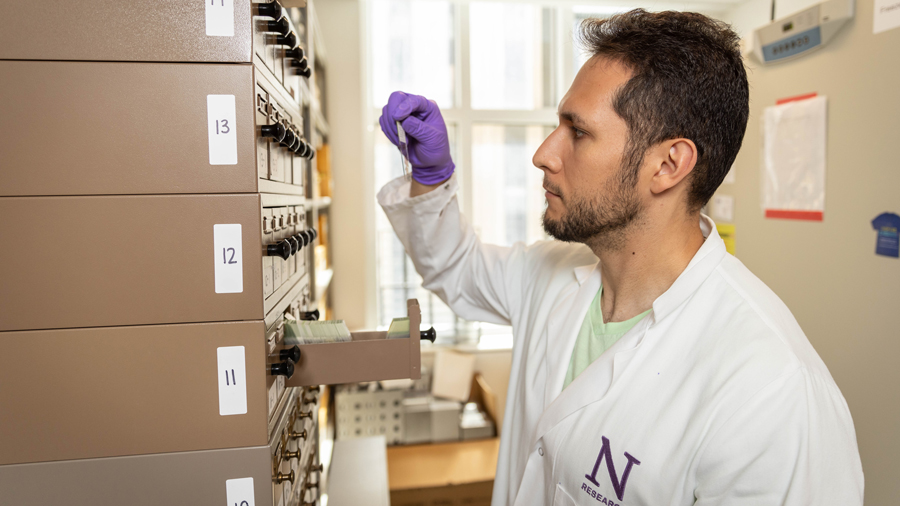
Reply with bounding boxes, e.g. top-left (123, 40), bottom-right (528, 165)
top-left (387, 438), bottom-right (499, 506)
top-left (390, 480), bottom-right (493, 506)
